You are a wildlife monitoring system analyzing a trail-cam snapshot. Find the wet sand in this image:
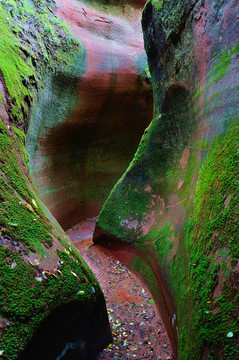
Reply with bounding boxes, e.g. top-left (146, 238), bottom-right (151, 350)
top-left (67, 218), bottom-right (173, 360)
